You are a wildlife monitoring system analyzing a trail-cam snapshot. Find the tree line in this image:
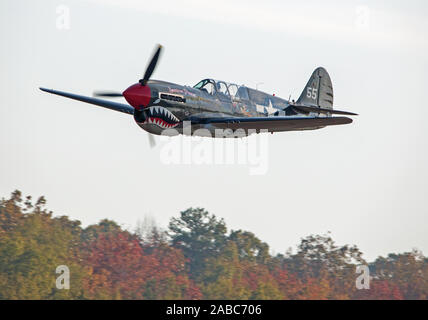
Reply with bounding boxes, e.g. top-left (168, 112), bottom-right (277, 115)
top-left (0, 190), bottom-right (426, 299)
